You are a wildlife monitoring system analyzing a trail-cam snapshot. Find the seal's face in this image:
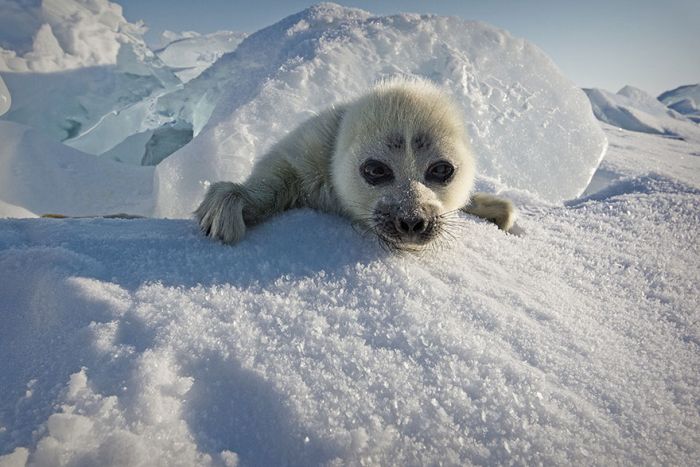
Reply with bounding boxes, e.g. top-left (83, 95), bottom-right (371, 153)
top-left (353, 131), bottom-right (471, 250)
top-left (362, 155), bottom-right (451, 246)
top-left (332, 81), bottom-right (475, 251)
